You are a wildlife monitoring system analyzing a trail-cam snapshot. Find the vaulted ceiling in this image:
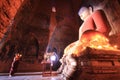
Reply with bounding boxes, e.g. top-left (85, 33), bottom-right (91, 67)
top-left (0, 0), bottom-right (82, 55)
